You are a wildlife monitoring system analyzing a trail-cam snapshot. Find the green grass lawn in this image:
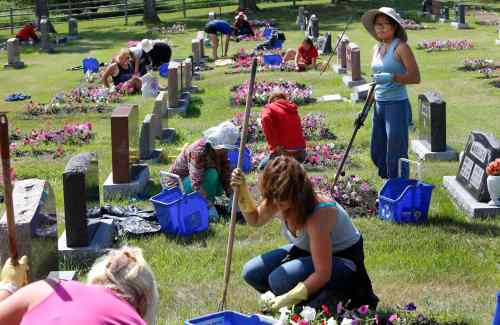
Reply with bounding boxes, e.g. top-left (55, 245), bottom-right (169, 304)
top-left (0, 0), bottom-right (499, 324)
